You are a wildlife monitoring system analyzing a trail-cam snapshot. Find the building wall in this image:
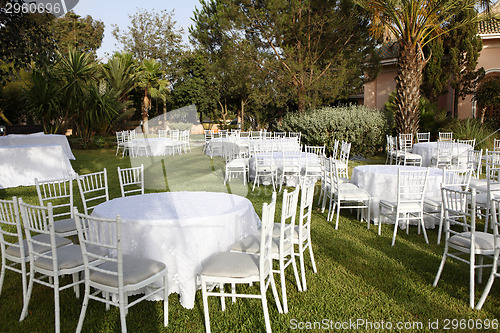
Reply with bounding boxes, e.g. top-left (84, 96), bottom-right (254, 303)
top-left (364, 62), bottom-right (397, 110)
top-left (364, 36), bottom-right (500, 118)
